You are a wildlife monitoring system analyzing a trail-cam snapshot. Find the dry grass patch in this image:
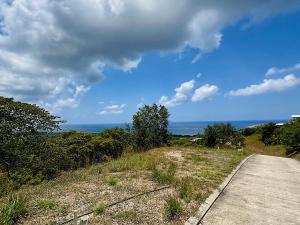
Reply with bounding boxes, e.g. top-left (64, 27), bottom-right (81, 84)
top-left (6, 146), bottom-right (250, 225)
